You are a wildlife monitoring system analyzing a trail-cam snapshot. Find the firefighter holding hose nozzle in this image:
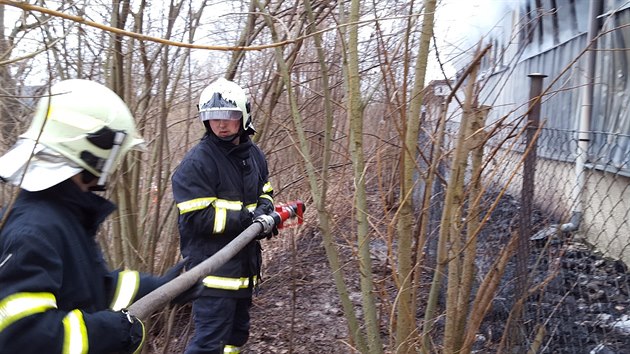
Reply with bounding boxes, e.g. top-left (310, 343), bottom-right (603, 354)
top-left (172, 78), bottom-right (278, 354)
